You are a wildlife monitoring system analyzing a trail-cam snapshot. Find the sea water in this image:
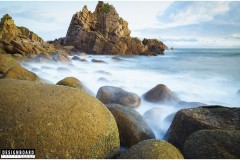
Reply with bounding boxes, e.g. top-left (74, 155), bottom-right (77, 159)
top-left (21, 48), bottom-right (240, 139)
